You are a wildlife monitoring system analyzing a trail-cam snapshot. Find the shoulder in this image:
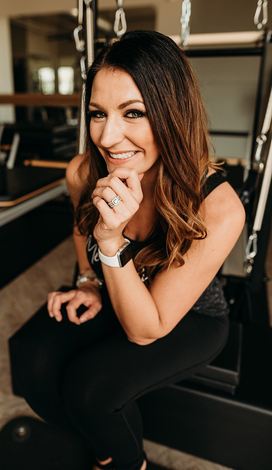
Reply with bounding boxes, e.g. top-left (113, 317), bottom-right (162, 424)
top-left (203, 179), bottom-right (245, 240)
top-left (66, 154), bottom-right (89, 207)
top-left (66, 154), bottom-right (86, 188)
